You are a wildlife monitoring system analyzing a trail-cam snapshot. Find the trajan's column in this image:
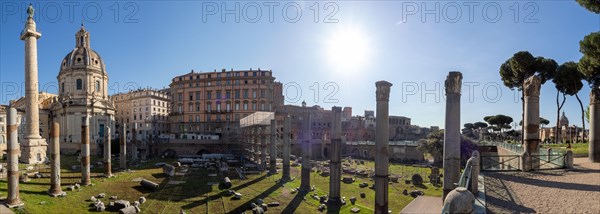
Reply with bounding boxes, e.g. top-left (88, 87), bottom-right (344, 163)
top-left (20, 4), bottom-right (47, 164)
